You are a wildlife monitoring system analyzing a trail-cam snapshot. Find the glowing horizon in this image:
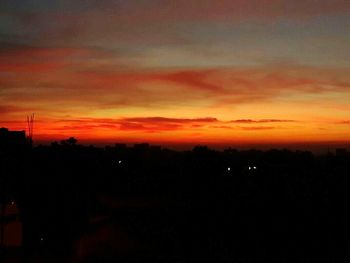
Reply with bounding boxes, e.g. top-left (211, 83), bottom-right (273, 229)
top-left (1, 1), bottom-right (350, 146)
